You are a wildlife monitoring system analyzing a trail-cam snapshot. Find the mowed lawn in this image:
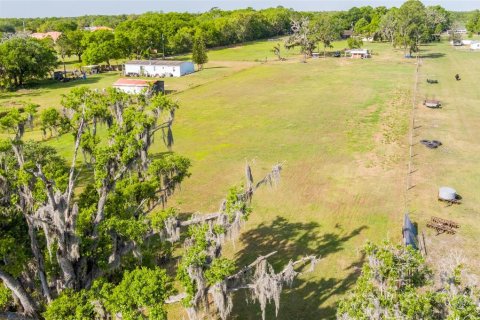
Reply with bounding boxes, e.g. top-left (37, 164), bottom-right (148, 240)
top-left (1, 40), bottom-right (418, 318)
top-left (411, 42), bottom-right (480, 275)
